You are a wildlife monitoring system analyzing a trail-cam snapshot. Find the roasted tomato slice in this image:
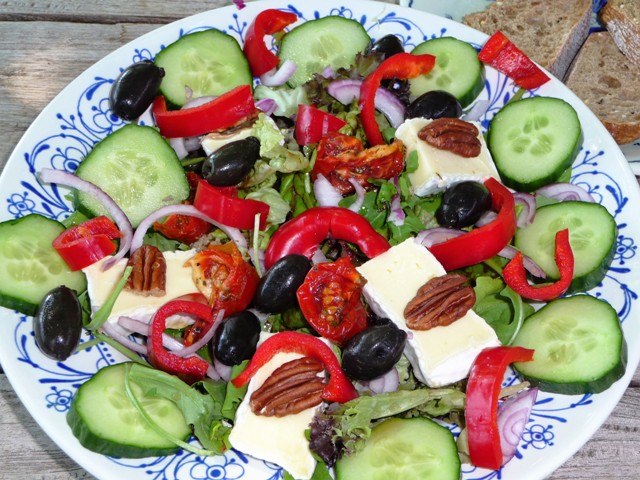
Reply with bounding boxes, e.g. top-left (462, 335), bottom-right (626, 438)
top-left (312, 132), bottom-right (405, 194)
top-left (296, 256), bottom-right (368, 346)
top-left (185, 242), bottom-right (259, 317)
